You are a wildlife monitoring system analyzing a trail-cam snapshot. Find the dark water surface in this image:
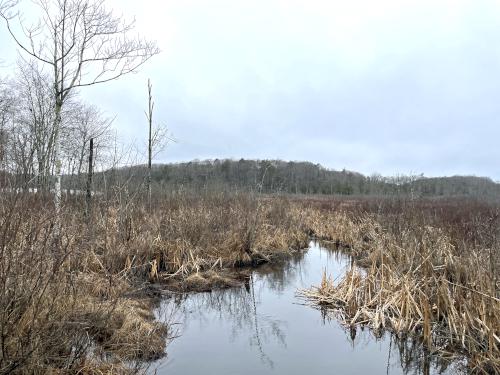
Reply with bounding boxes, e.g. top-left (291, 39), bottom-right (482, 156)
top-left (152, 242), bottom-right (460, 375)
